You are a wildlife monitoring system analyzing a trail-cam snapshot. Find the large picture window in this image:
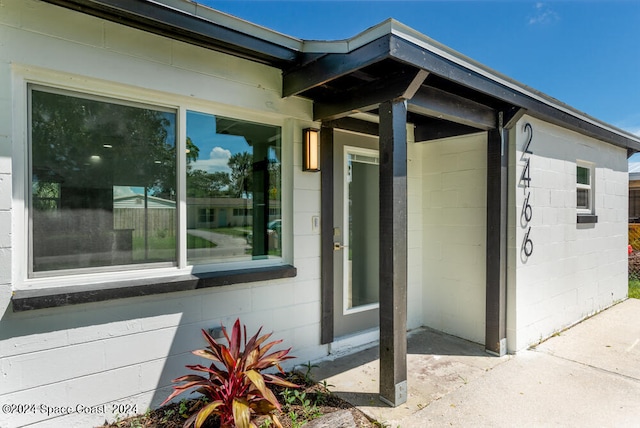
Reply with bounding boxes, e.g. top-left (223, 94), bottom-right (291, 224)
top-left (30, 87), bottom-right (177, 273)
top-left (28, 86), bottom-right (283, 276)
top-left (186, 111), bottom-right (281, 264)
